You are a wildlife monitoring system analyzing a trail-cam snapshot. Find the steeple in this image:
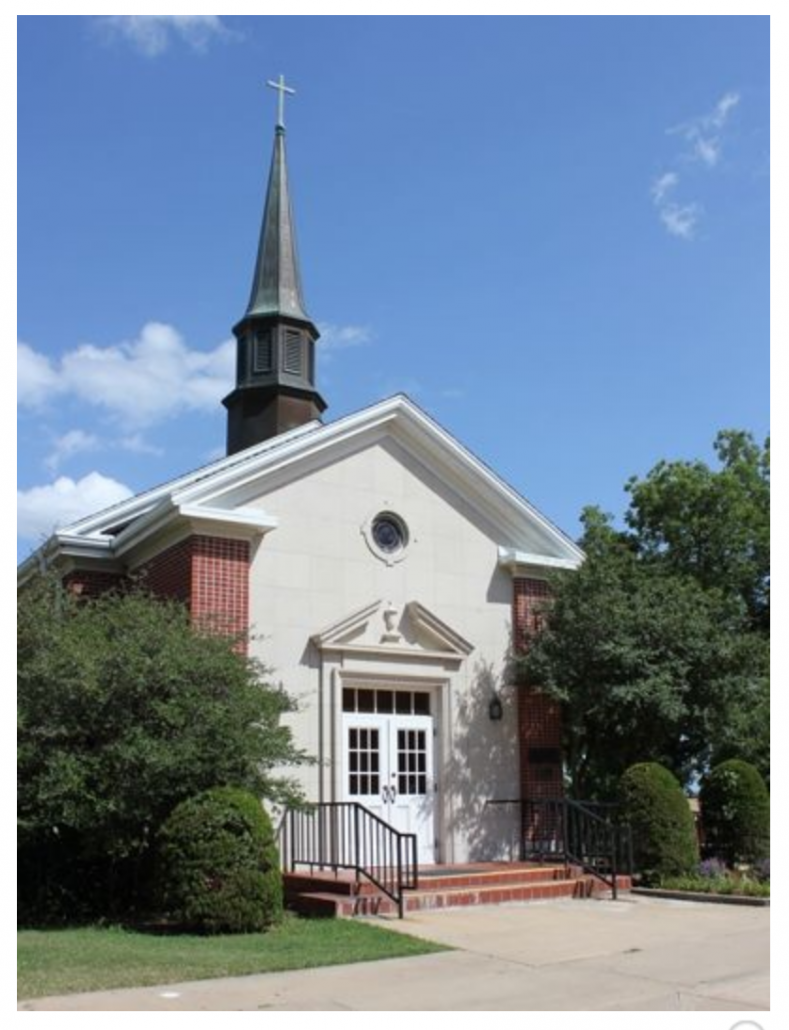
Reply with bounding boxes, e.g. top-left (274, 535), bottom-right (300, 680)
top-left (223, 77), bottom-right (326, 456)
